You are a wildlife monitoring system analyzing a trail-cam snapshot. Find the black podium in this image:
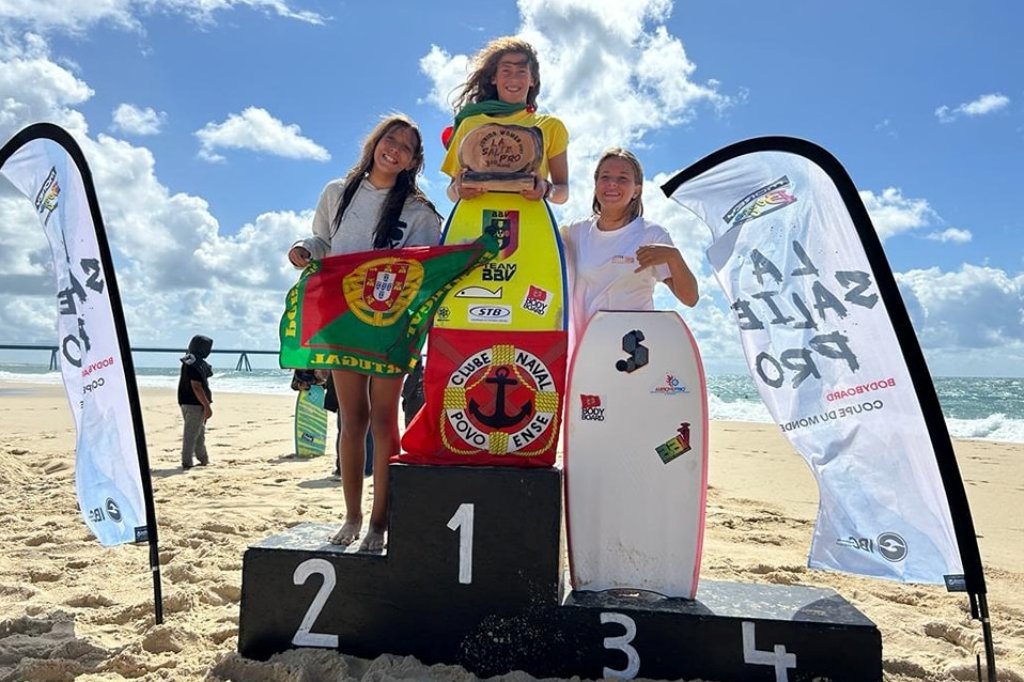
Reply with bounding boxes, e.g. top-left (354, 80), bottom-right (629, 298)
top-left (238, 464), bottom-right (881, 680)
